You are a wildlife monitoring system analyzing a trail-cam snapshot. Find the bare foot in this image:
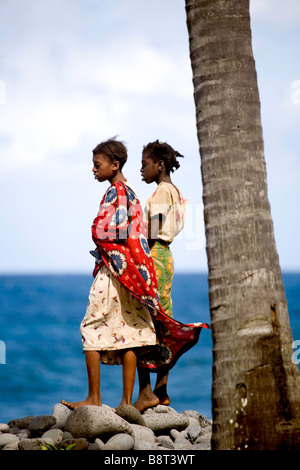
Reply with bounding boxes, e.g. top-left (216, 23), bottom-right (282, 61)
top-left (133, 390), bottom-right (159, 413)
top-left (153, 385), bottom-right (170, 406)
top-left (61, 397), bottom-right (101, 410)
